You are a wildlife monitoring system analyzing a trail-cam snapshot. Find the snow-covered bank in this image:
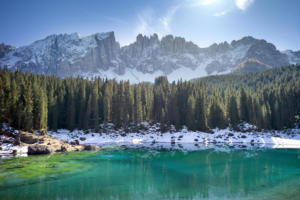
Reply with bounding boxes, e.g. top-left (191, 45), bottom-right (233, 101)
top-left (48, 123), bottom-right (300, 149)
